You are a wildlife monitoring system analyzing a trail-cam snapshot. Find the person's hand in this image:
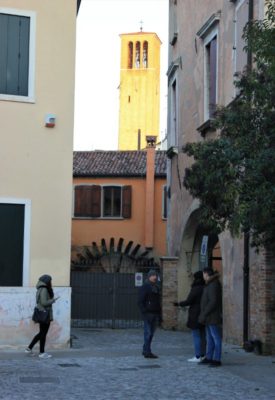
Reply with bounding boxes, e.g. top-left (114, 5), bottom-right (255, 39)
top-left (173, 302), bottom-right (179, 307)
